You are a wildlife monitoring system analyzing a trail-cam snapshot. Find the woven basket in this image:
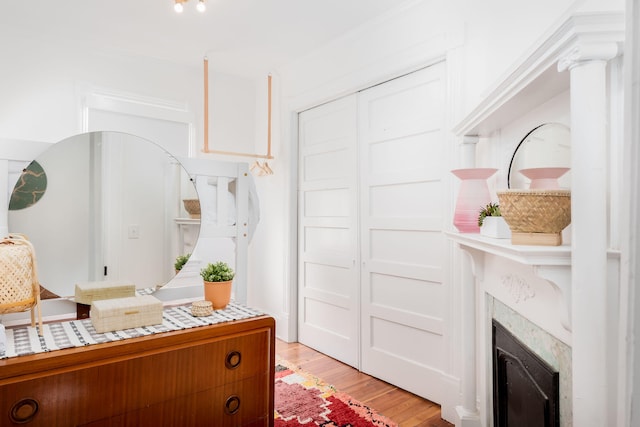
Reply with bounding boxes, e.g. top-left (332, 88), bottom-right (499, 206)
top-left (183, 199), bottom-right (201, 219)
top-left (0, 234), bottom-right (43, 332)
top-left (497, 189), bottom-right (571, 245)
